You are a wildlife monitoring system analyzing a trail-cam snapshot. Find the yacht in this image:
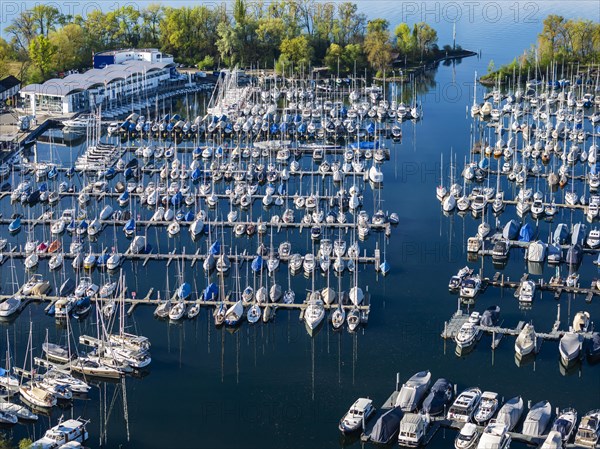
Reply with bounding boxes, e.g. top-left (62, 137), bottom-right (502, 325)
top-left (395, 370), bottom-right (431, 412)
top-left (31, 418), bottom-right (89, 448)
top-left (304, 295), bottom-right (325, 335)
top-left (574, 409), bottom-right (600, 448)
top-left (455, 322), bottom-right (478, 350)
top-left (338, 397), bottom-right (375, 433)
top-left (449, 266), bottom-right (473, 291)
top-left (551, 408), bottom-right (578, 443)
top-left (559, 332), bottom-right (584, 366)
top-left (224, 300), bottom-right (243, 326)
top-left (0, 296), bottom-right (21, 317)
top-left (518, 280), bottom-right (536, 303)
top-left (398, 412), bottom-right (429, 447)
top-left (477, 422), bottom-right (511, 449)
top-left (421, 378), bottom-right (454, 416)
top-left (447, 388), bottom-right (482, 423)
top-left (541, 431), bottom-right (564, 449)
top-left (0, 401), bottom-right (37, 421)
top-left (19, 383), bottom-right (56, 408)
top-left (455, 423), bottom-right (480, 449)
top-left (522, 400), bottom-right (552, 438)
top-left (474, 391), bottom-right (500, 424)
top-left (515, 323), bottom-right (537, 359)
top-left (460, 275), bottom-right (482, 298)
top-left (495, 396), bottom-right (524, 431)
